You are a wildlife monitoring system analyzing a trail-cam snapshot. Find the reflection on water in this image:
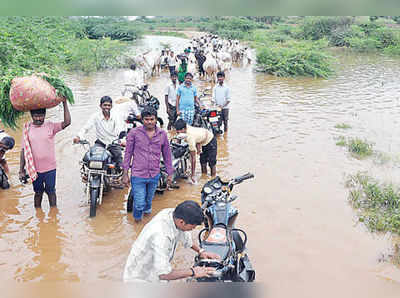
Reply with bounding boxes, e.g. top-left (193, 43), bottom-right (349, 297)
top-left (1, 35), bottom-right (400, 295)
